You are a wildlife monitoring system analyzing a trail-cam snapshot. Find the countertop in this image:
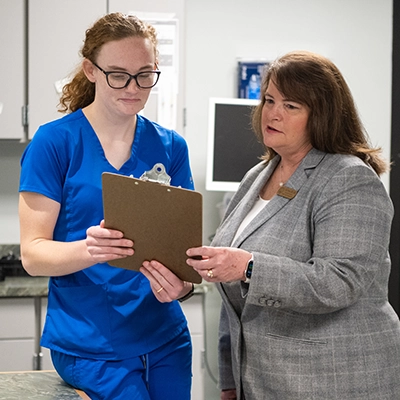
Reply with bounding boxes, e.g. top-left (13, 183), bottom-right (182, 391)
top-left (0, 275), bottom-right (210, 298)
top-left (0, 245), bottom-right (212, 298)
top-left (0, 371), bottom-right (89, 399)
top-left (0, 276), bottom-right (49, 298)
